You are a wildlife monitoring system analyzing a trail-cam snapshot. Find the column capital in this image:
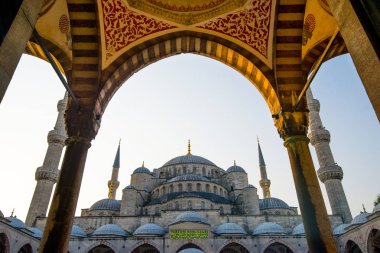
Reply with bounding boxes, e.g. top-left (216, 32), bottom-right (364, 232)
top-left (274, 110), bottom-right (309, 140)
top-left (65, 108), bottom-right (101, 142)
